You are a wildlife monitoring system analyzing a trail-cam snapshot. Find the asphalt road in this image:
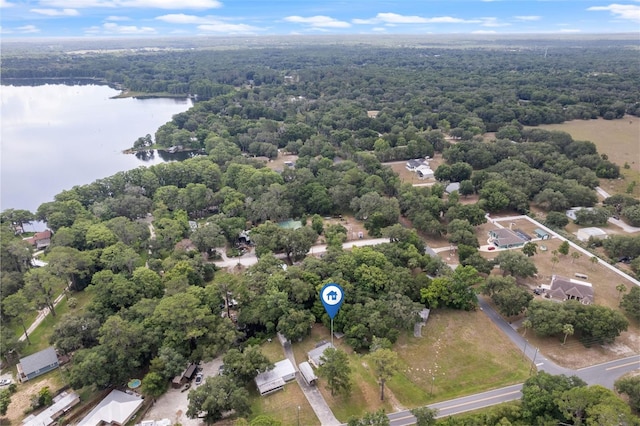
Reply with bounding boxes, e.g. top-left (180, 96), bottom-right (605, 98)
top-left (382, 297), bottom-right (640, 426)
